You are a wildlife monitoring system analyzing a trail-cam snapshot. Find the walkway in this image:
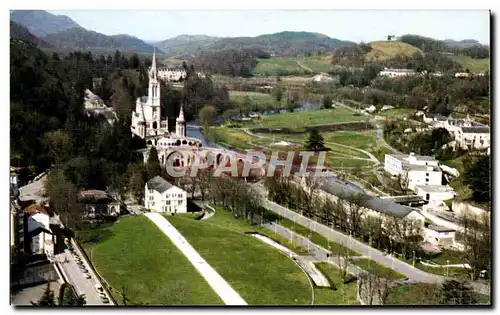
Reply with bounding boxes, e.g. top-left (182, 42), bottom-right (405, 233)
top-left (144, 212), bottom-right (247, 305)
top-left (259, 198), bottom-right (490, 295)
